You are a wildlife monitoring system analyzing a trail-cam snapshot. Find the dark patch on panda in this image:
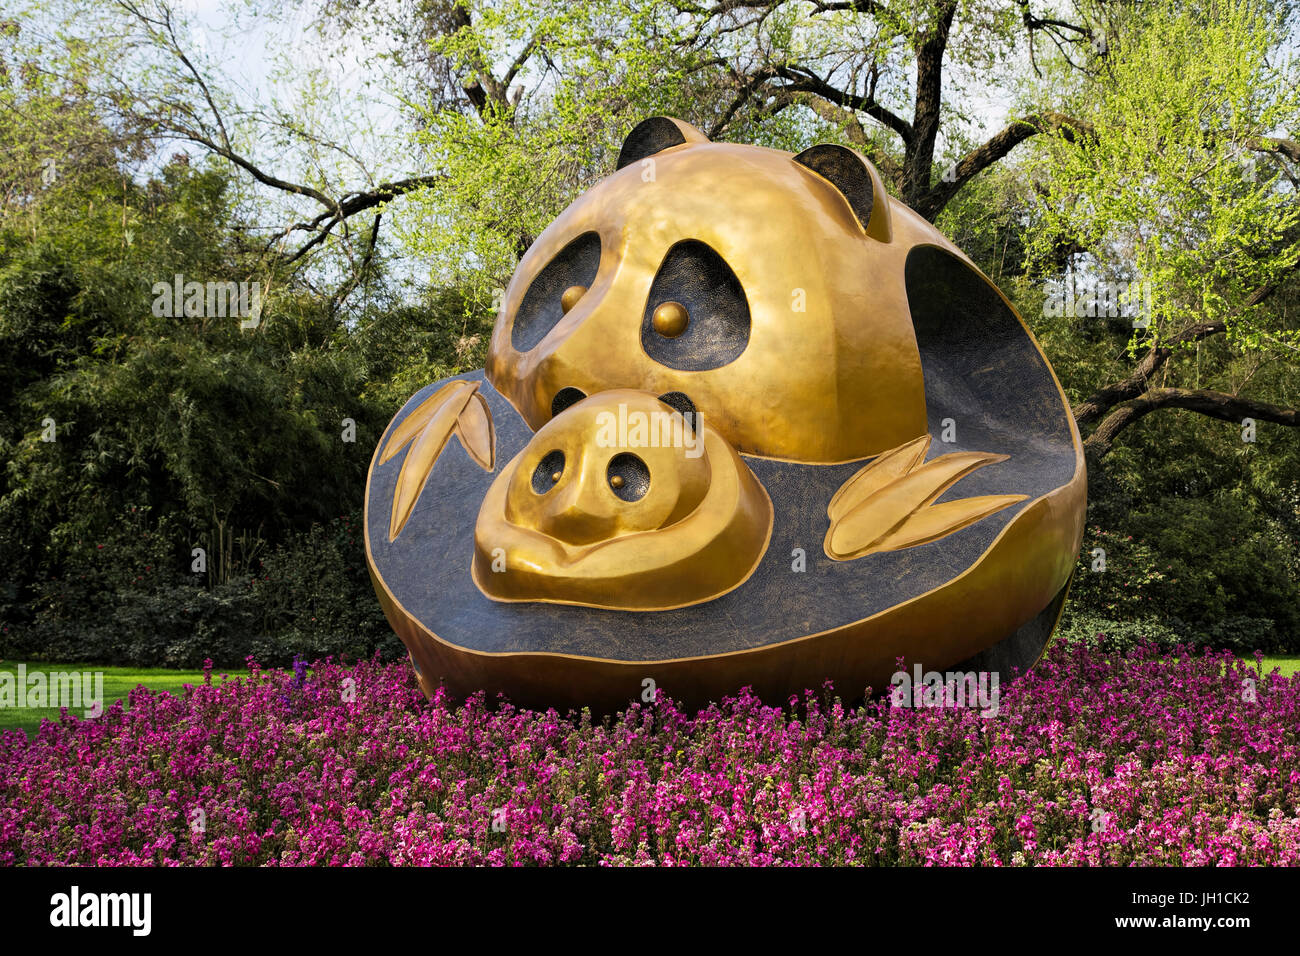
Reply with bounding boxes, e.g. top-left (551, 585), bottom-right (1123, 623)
top-left (904, 244), bottom-right (1074, 494)
top-left (511, 232), bottom-right (601, 353)
top-left (656, 391), bottom-right (698, 431)
top-left (793, 144), bottom-right (874, 233)
top-left (616, 117), bottom-right (688, 171)
top-left (551, 387), bottom-right (587, 418)
top-left (641, 240), bottom-right (750, 371)
top-left (606, 453), bottom-right (650, 502)
top-left (531, 450), bottom-right (565, 494)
